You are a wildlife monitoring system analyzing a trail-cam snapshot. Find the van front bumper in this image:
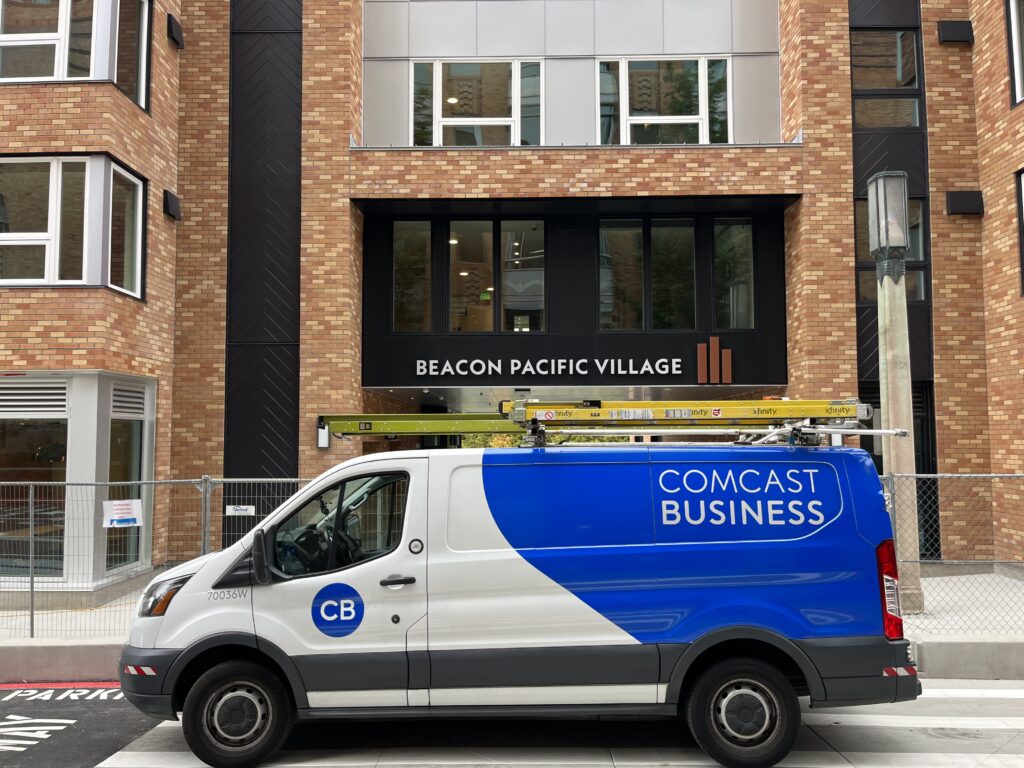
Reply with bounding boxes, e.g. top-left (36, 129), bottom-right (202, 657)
top-left (118, 645), bottom-right (183, 720)
top-left (796, 636), bottom-right (920, 707)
